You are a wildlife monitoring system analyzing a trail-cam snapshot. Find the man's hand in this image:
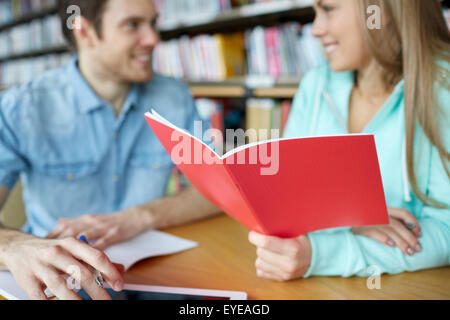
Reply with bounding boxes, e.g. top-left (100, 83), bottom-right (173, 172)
top-left (46, 208), bottom-right (150, 250)
top-left (248, 231), bottom-right (312, 282)
top-left (0, 233), bottom-right (124, 300)
top-left (352, 207), bottom-right (422, 256)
